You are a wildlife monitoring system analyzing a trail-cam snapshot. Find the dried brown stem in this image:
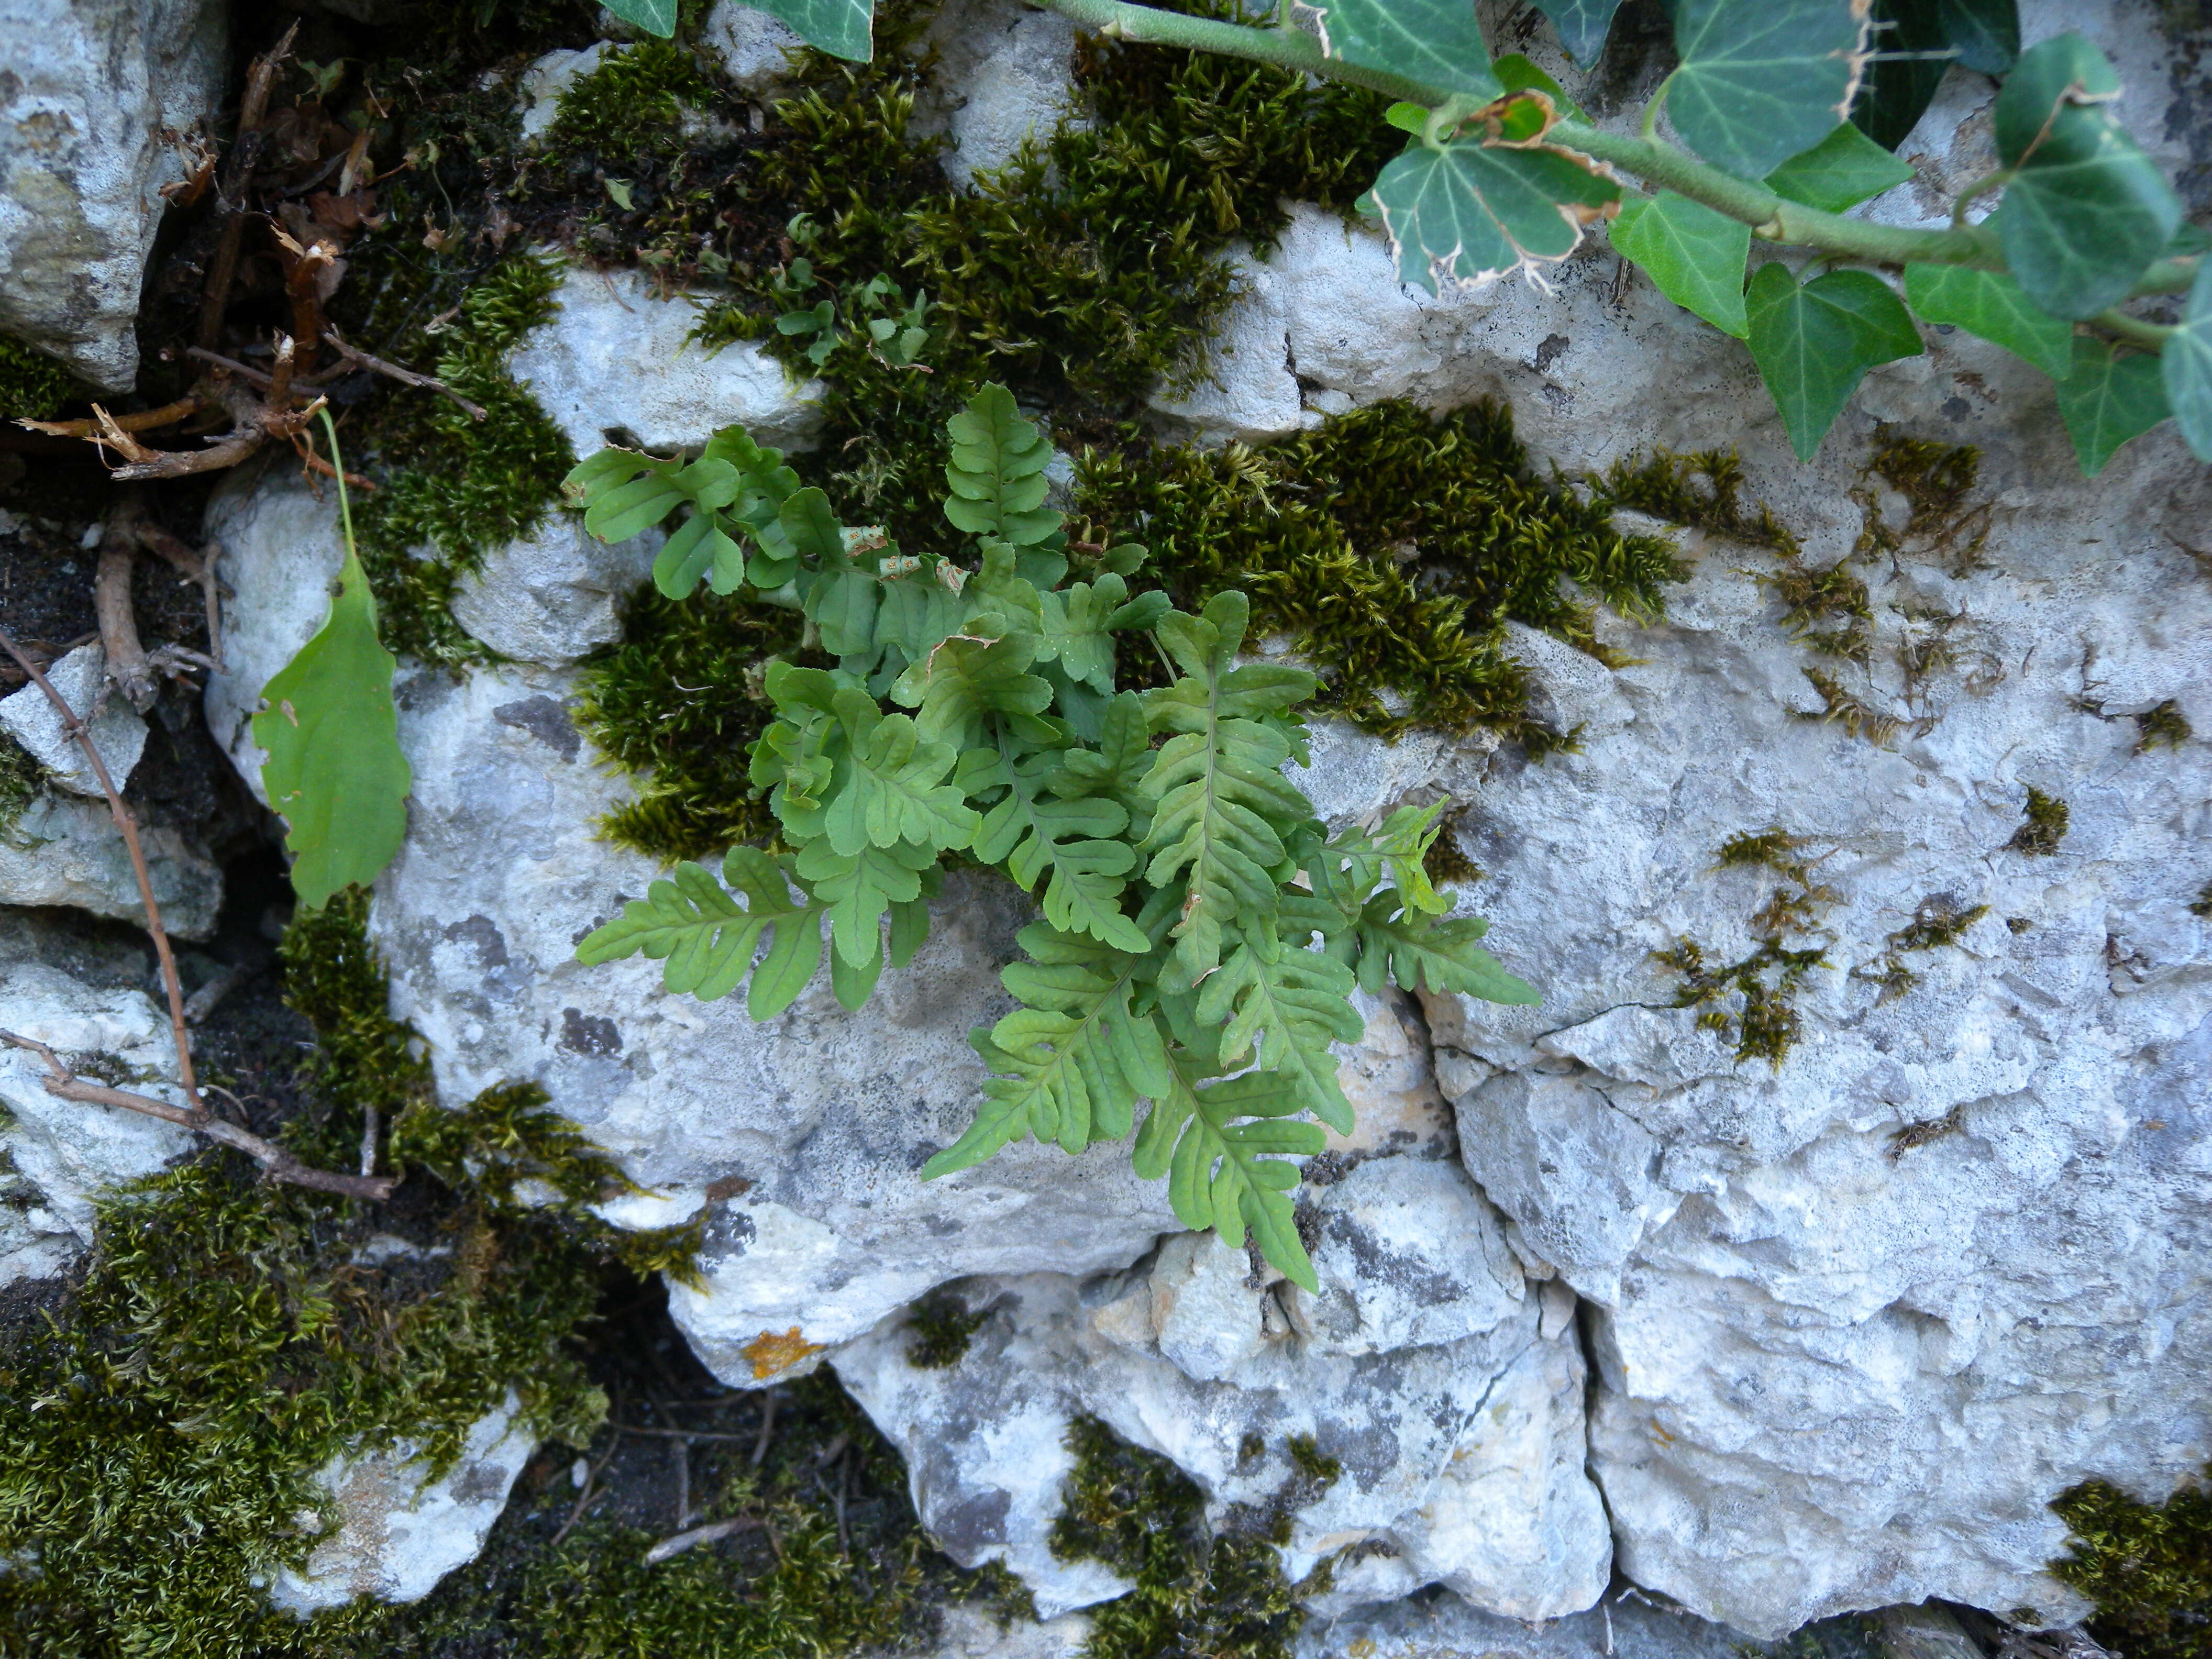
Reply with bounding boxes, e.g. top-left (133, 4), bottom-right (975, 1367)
top-left (322, 329), bottom-right (486, 420)
top-left (643, 1517), bottom-right (764, 1566)
top-left (95, 491), bottom-right (157, 710)
top-left (18, 396), bottom-right (204, 439)
top-left (196, 22), bottom-right (299, 350)
top-left (184, 346), bottom-right (275, 387)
